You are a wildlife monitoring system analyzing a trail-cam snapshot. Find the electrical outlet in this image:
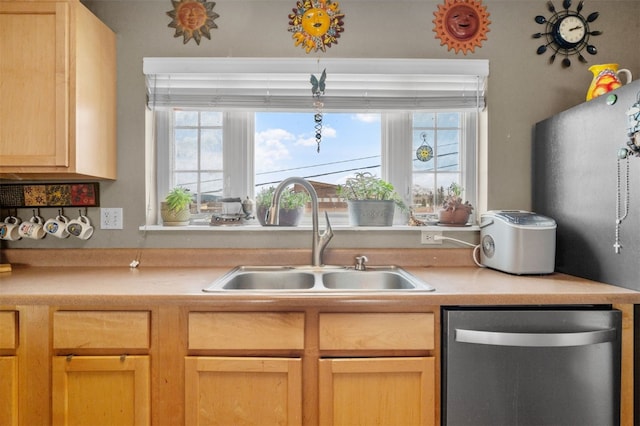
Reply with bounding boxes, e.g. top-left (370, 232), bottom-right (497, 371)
top-left (100, 208), bottom-right (123, 230)
top-left (421, 231), bottom-right (442, 245)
